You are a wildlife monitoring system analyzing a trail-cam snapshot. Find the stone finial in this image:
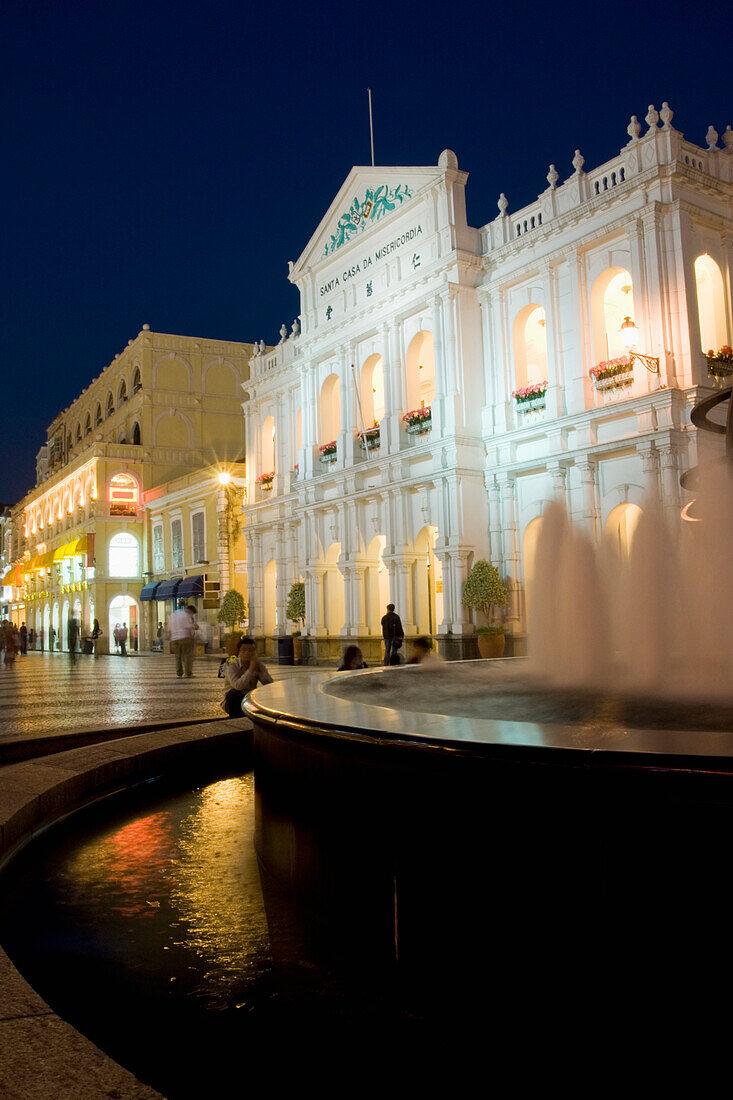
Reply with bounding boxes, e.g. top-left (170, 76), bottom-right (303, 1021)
top-left (722, 125), bottom-right (733, 151)
top-left (547, 164), bottom-right (559, 189)
top-left (497, 193), bottom-right (508, 216)
top-left (279, 324), bottom-right (288, 342)
top-left (572, 149), bottom-right (585, 173)
top-left (142, 323), bottom-right (150, 331)
top-left (292, 318), bottom-right (301, 336)
top-left (438, 148), bottom-right (459, 170)
top-left (659, 102), bottom-right (673, 129)
top-left (706, 125), bottom-right (720, 149)
top-left (259, 339), bottom-right (266, 353)
top-left (627, 115), bottom-right (641, 141)
top-left (645, 104), bottom-right (659, 129)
